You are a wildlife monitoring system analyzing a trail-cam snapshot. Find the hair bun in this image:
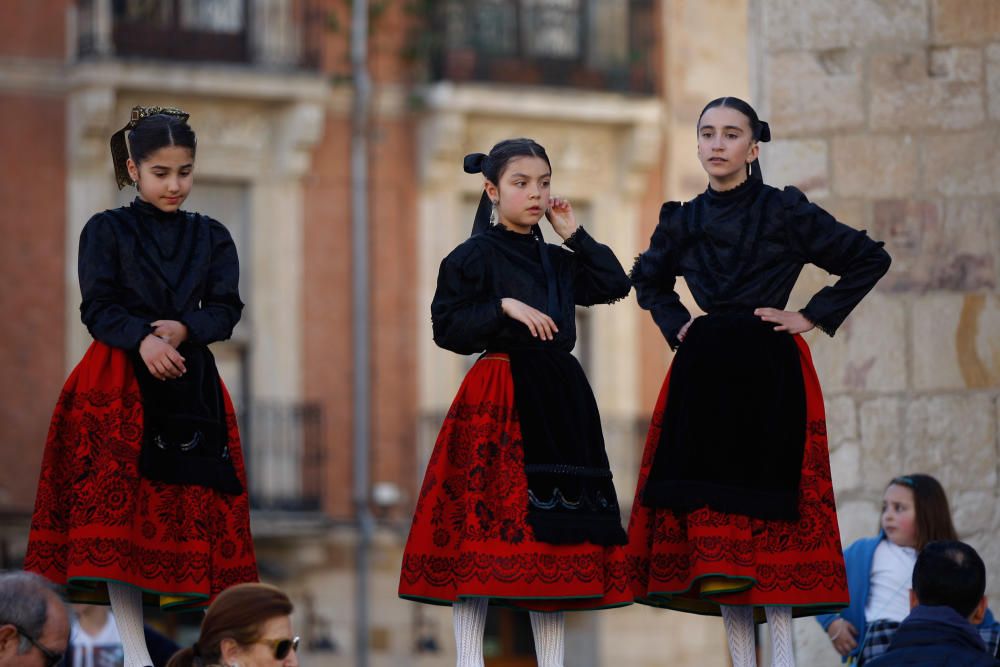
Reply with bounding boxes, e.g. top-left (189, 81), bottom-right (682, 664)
top-left (757, 120), bottom-right (771, 143)
top-left (463, 152), bottom-right (488, 174)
